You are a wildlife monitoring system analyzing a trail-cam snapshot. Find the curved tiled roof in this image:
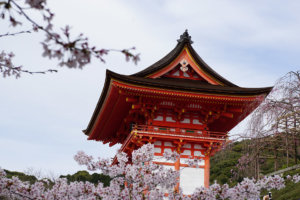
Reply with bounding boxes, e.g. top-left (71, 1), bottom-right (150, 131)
top-left (132, 30), bottom-right (237, 87)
